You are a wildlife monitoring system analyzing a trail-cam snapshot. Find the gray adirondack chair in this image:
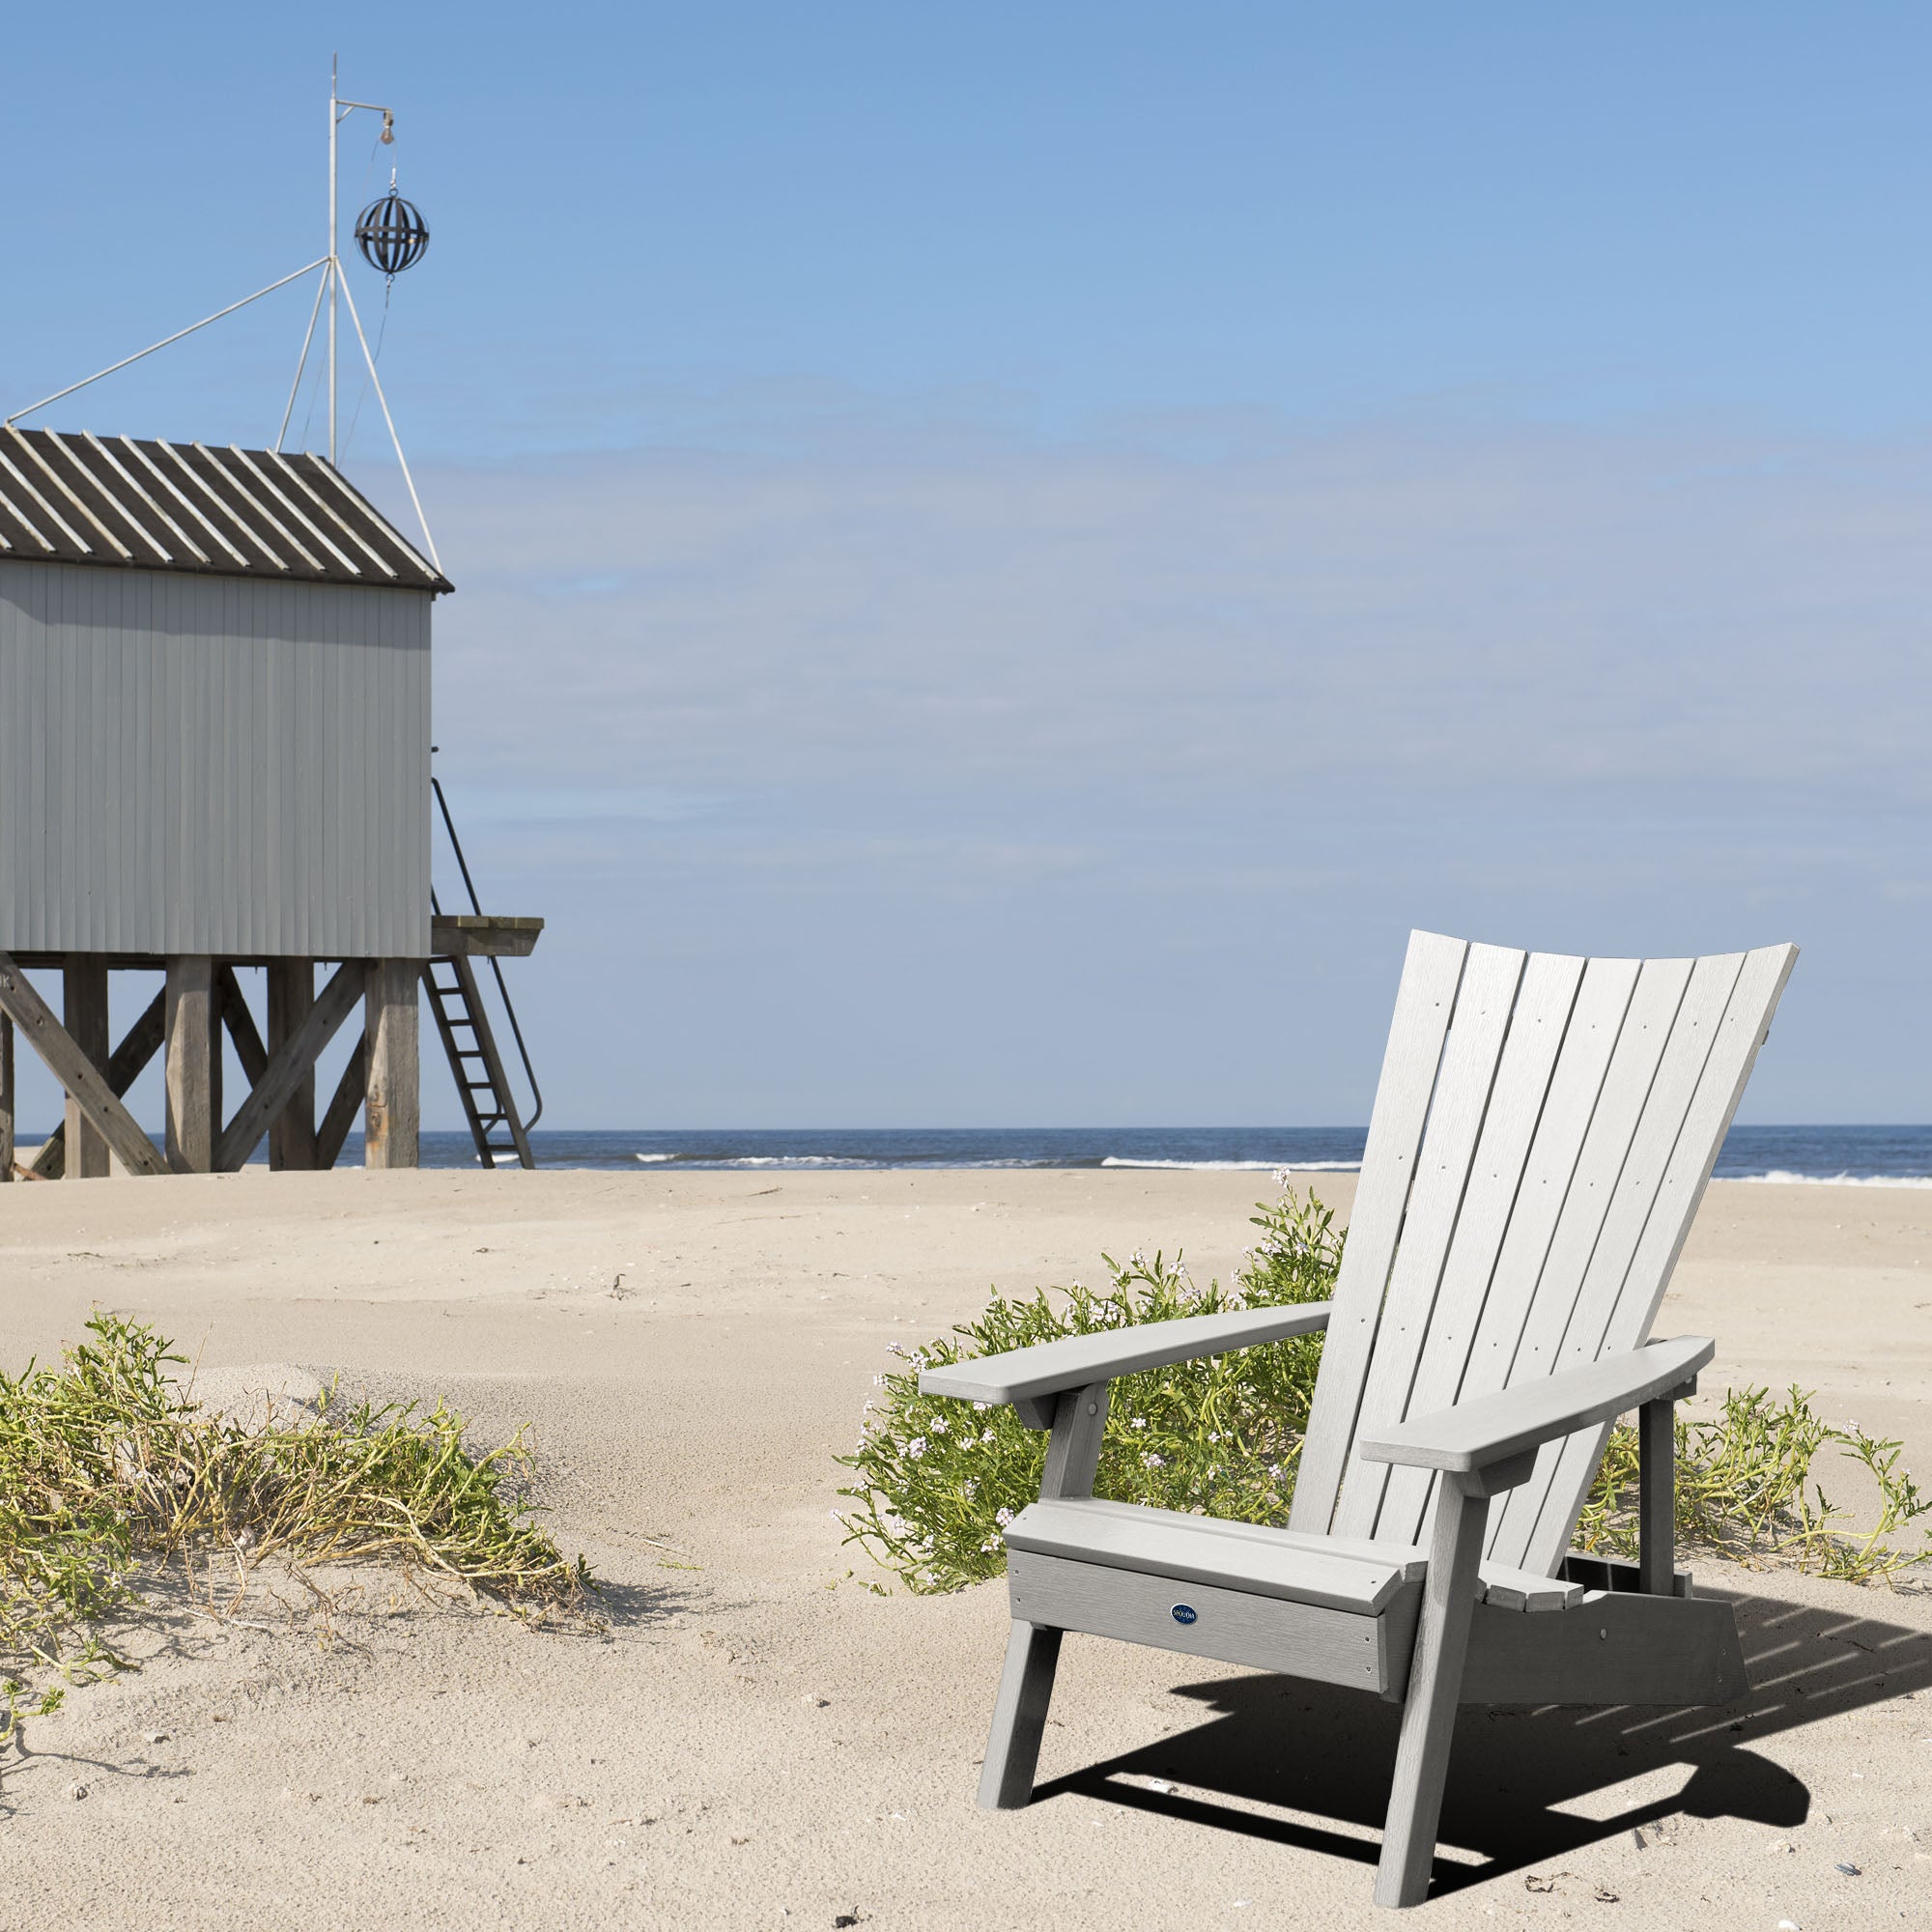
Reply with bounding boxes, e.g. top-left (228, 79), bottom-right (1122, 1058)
top-left (921, 932), bottom-right (1796, 1907)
